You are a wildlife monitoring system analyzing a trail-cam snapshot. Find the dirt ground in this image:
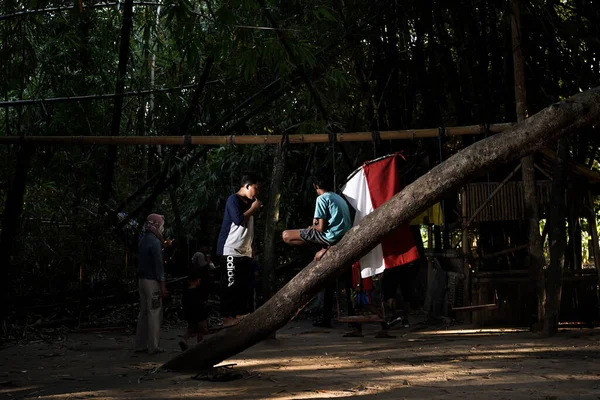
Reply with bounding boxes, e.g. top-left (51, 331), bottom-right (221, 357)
top-left (2, 319), bottom-right (600, 400)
